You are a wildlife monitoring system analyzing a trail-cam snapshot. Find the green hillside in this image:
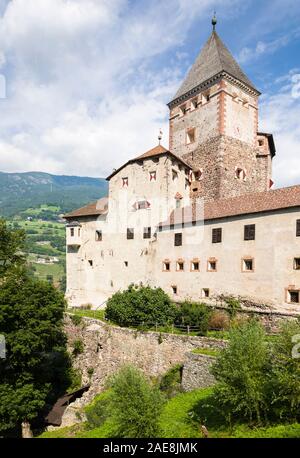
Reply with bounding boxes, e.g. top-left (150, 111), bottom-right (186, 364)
top-left (0, 171), bottom-right (108, 217)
